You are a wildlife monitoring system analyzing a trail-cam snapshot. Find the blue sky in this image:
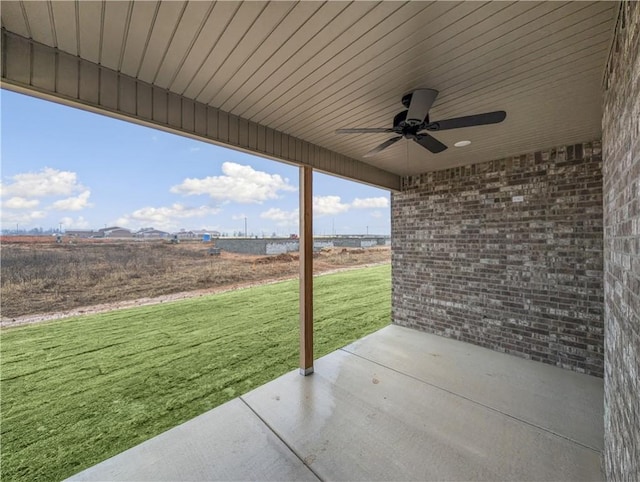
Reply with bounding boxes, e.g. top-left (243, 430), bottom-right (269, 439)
top-left (1, 90), bottom-right (390, 236)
